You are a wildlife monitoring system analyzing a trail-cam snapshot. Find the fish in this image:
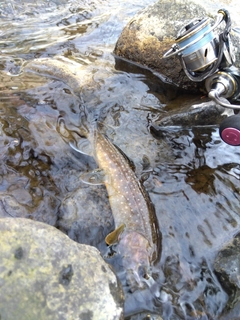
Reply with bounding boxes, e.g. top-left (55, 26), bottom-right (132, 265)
top-left (71, 121), bottom-right (162, 289)
top-left (24, 57), bottom-right (162, 288)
